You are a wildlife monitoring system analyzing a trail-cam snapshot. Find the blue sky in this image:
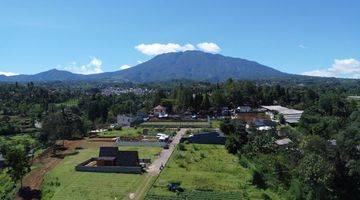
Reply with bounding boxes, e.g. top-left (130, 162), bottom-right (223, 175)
top-left (0, 0), bottom-right (359, 78)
